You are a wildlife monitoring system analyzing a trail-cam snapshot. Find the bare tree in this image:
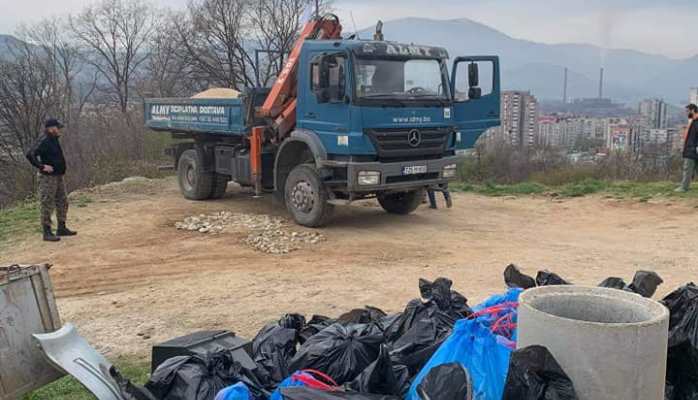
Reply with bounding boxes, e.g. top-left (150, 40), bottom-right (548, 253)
top-left (0, 41), bottom-right (62, 162)
top-left (17, 20), bottom-right (97, 129)
top-left (249, 0), bottom-right (319, 87)
top-left (175, 0), bottom-right (251, 90)
top-left (70, 0), bottom-right (155, 114)
top-left (136, 11), bottom-right (203, 98)
top-left (176, 0), bottom-right (327, 91)
top-left (0, 39), bottom-right (64, 205)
